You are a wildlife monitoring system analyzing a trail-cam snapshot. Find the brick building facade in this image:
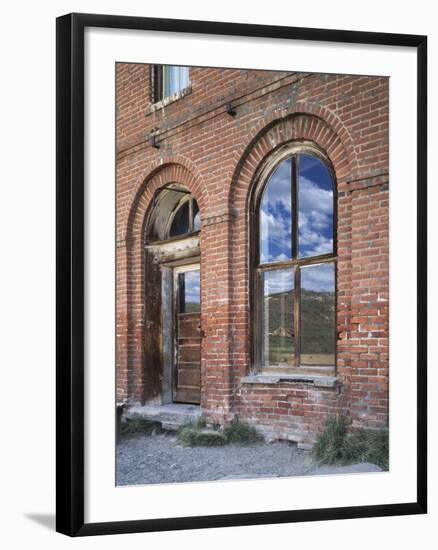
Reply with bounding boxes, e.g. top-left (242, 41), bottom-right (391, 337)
top-left (116, 64), bottom-right (389, 445)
